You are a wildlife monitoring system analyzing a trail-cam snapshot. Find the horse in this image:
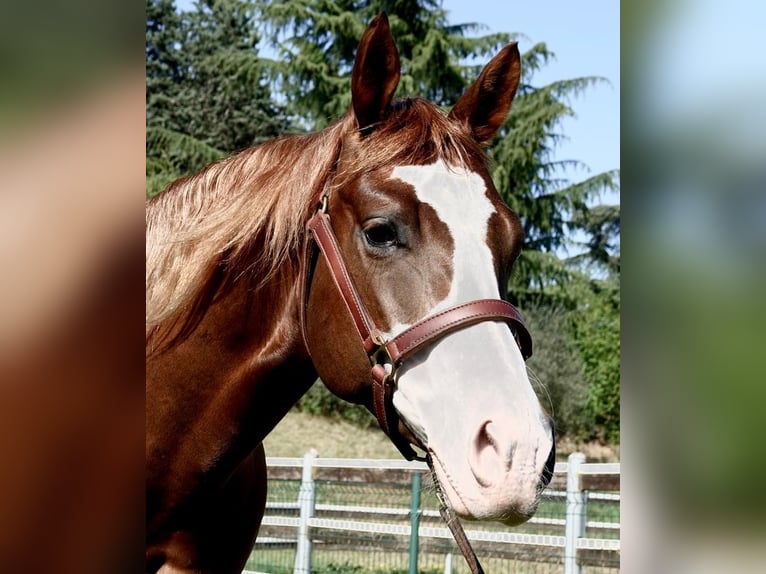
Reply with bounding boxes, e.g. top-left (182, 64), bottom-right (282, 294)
top-left (146, 13), bottom-right (555, 574)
